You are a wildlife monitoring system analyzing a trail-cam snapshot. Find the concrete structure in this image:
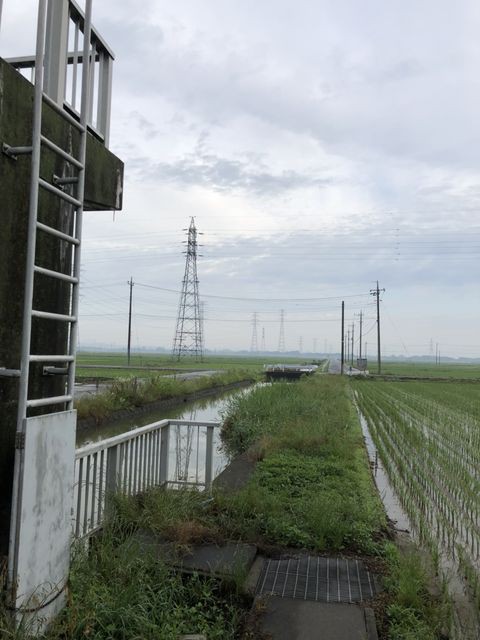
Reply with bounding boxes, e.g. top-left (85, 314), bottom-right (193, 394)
top-left (0, 0), bottom-right (123, 630)
top-left (264, 364), bottom-right (318, 380)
